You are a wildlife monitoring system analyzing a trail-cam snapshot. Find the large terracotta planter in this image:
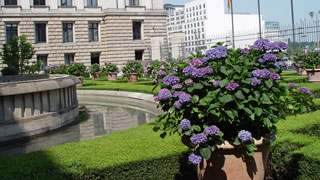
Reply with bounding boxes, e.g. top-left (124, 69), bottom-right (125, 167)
top-left (306, 69), bottom-right (320, 83)
top-left (107, 73), bottom-right (117, 81)
top-left (128, 73), bottom-right (139, 82)
top-left (197, 139), bottom-right (270, 180)
top-left (76, 76), bottom-right (83, 87)
top-left (296, 67), bottom-right (307, 76)
top-left (91, 73), bottom-right (100, 80)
